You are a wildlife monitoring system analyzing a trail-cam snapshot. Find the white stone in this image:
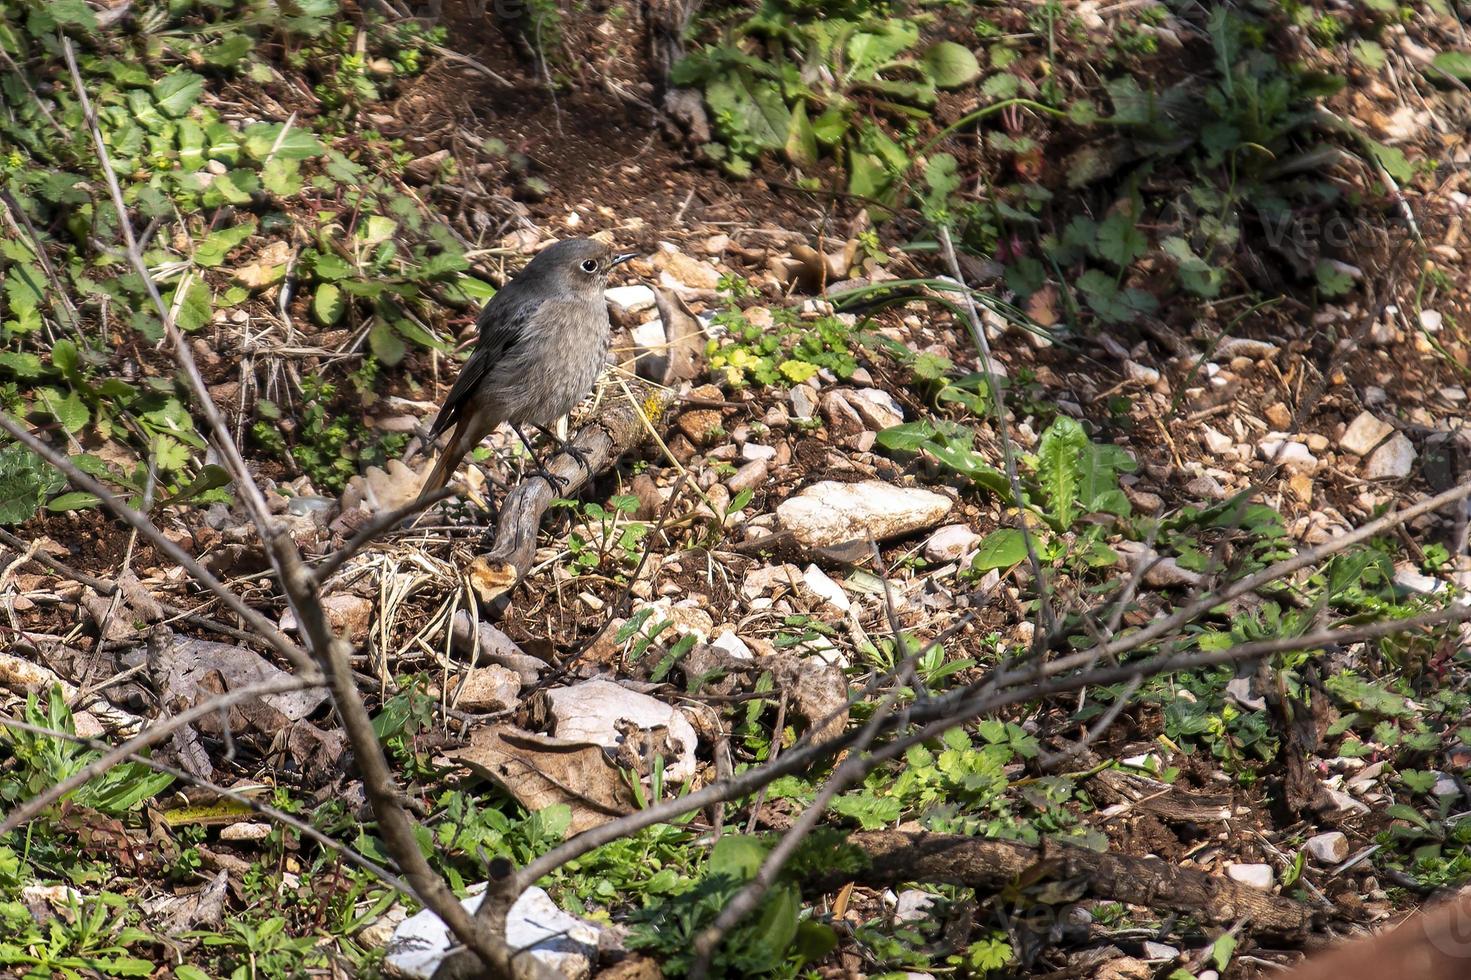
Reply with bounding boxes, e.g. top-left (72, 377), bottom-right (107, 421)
top-left (1306, 831), bottom-right (1348, 864)
top-left (1420, 309), bottom-right (1444, 333)
top-left (1393, 563), bottom-right (1443, 596)
top-left (1364, 432), bottom-right (1415, 479)
top-left (1124, 360), bottom-right (1160, 384)
top-left (1201, 426), bottom-right (1233, 456)
top-left (1213, 337), bottom-right (1279, 361)
top-left (449, 664), bottom-right (521, 712)
top-left (1323, 787), bottom-right (1370, 815)
top-left (892, 889), bottom-right (936, 924)
top-left (709, 628), bottom-right (753, 660)
top-left (1142, 942), bottom-right (1180, 961)
top-left (1432, 772), bottom-right (1461, 798)
top-left (219, 822), bottom-right (272, 842)
top-left (776, 481), bottom-right (953, 551)
top-left (847, 388), bottom-right (904, 430)
top-left (1340, 411), bottom-right (1395, 456)
top-left (1225, 863), bottom-right (1274, 890)
top-left (544, 679), bottom-right (699, 781)
top-left (387, 886), bottom-right (601, 980)
top-left (789, 385), bottom-right (818, 420)
top-left (605, 284), bottom-right (658, 318)
top-left (924, 524), bottom-right (981, 563)
top-left (803, 564), bottom-right (851, 612)
top-left (742, 443), bottom-right (777, 461)
top-left (1257, 436), bottom-right (1317, 472)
